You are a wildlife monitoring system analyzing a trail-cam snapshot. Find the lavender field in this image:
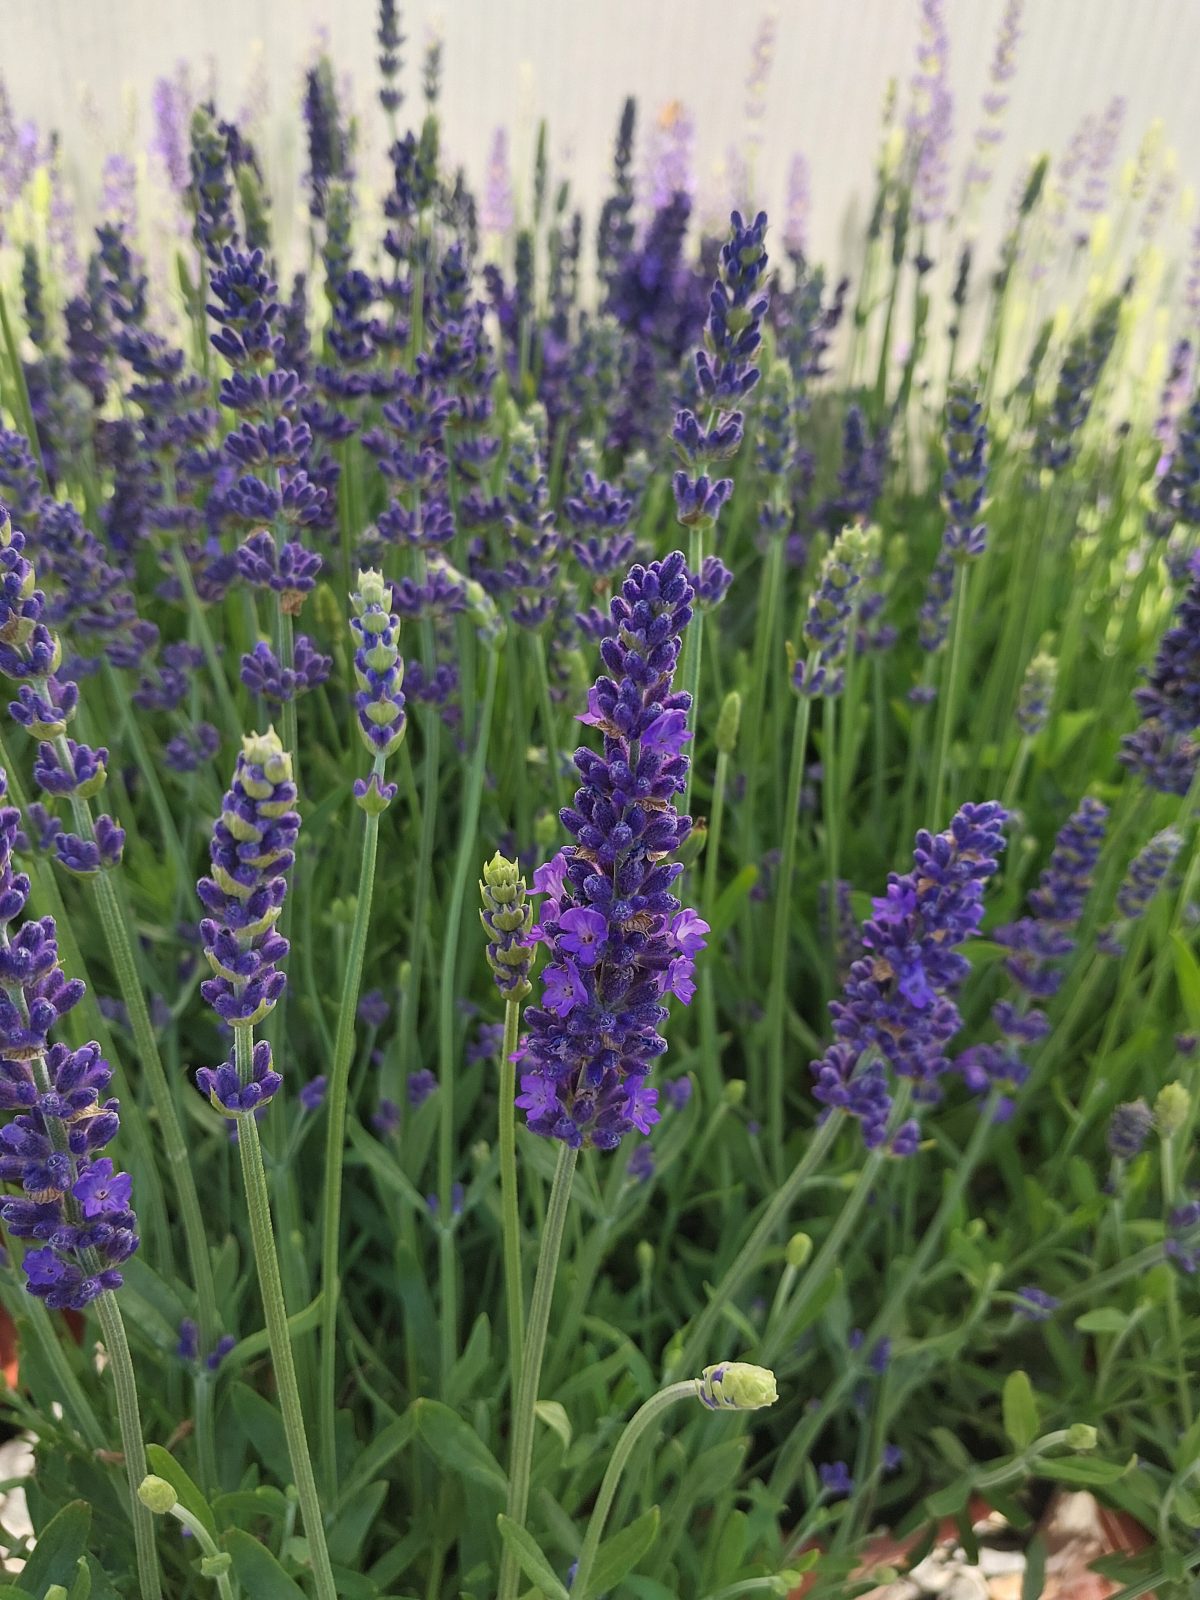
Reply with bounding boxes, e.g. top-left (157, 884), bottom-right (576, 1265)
top-left (0, 3), bottom-right (1195, 1597)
